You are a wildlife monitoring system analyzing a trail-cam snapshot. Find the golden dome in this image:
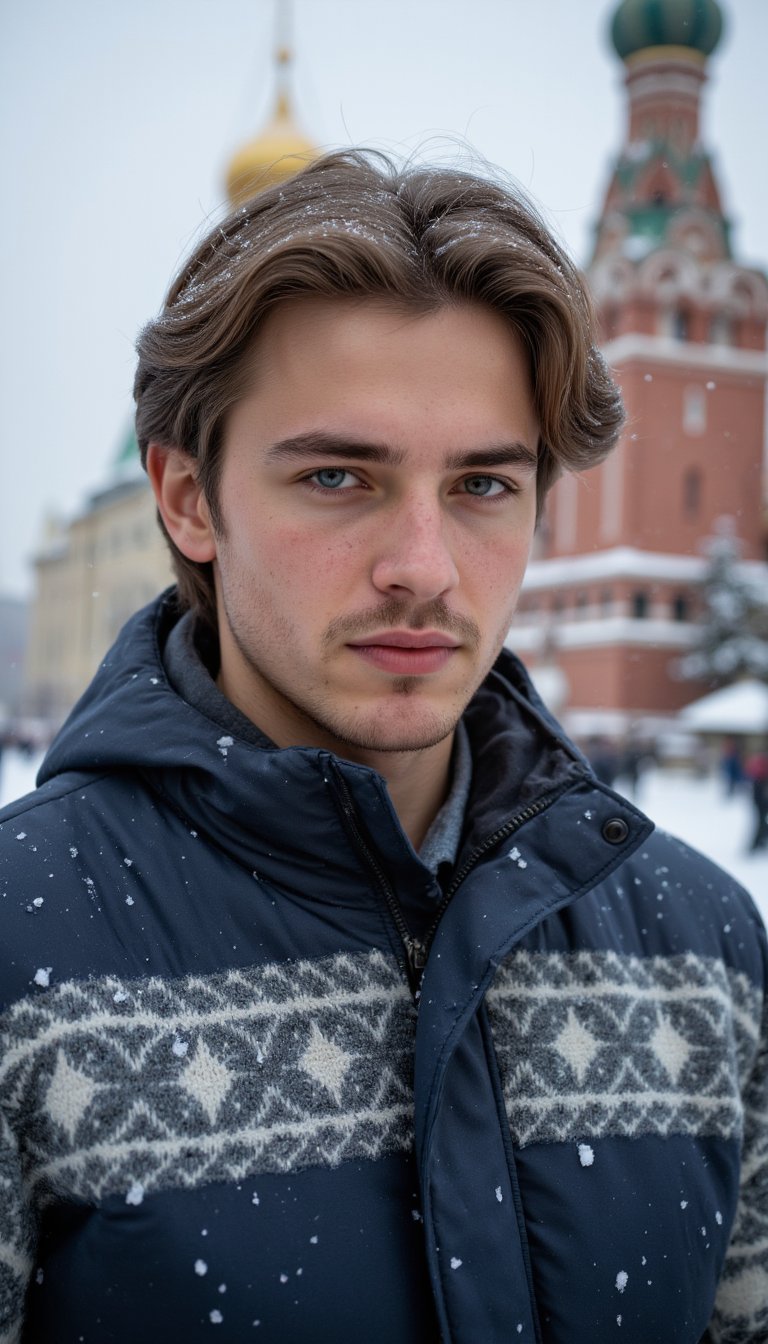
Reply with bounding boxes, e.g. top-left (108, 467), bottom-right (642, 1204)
top-left (225, 47), bottom-right (318, 207)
